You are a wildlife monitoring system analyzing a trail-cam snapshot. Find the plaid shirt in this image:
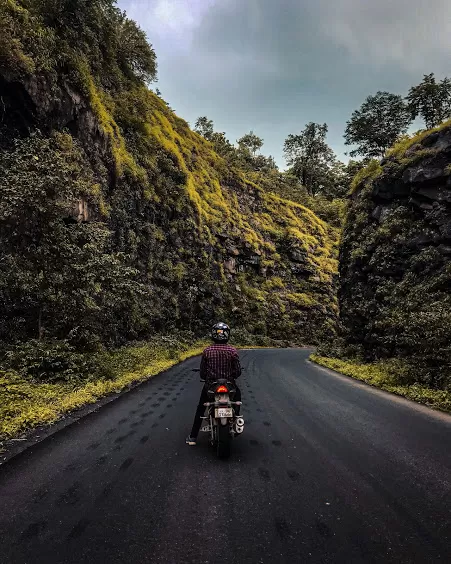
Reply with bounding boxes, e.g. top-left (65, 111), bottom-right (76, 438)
top-left (200, 344), bottom-right (241, 384)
